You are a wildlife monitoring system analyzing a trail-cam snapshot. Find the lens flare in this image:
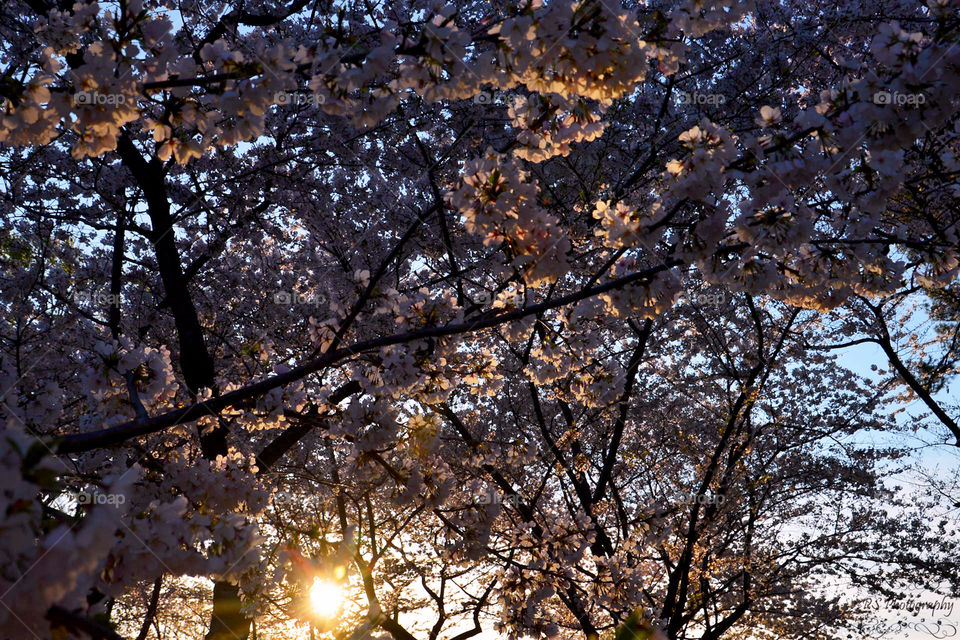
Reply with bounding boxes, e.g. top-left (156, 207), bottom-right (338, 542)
top-left (308, 578), bottom-right (343, 619)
